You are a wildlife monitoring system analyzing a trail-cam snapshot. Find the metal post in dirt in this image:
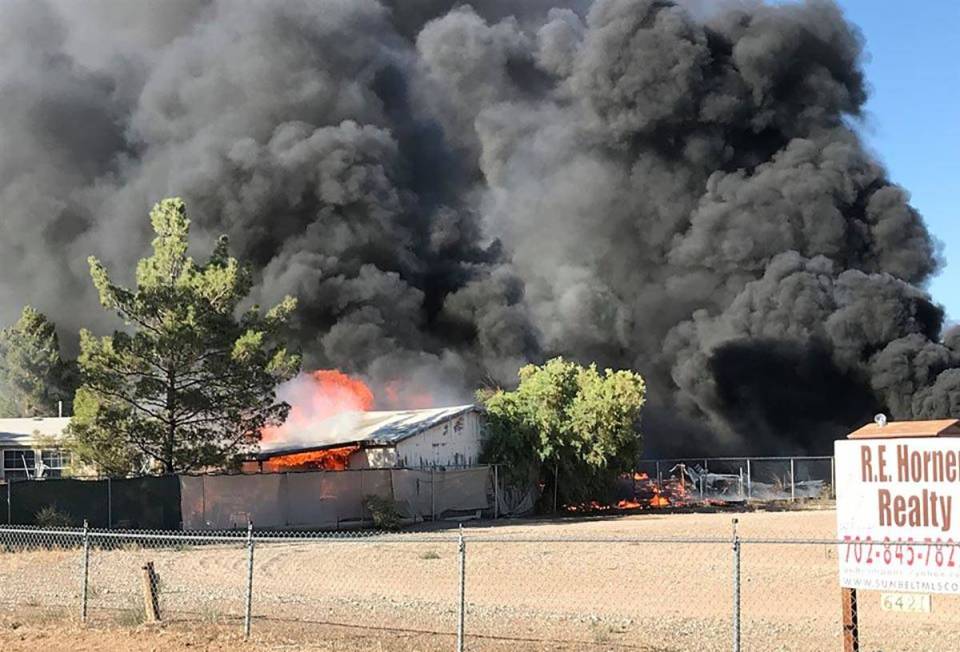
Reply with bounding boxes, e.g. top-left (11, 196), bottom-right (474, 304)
top-left (831, 456), bottom-right (836, 499)
top-left (746, 459), bottom-right (752, 500)
top-left (244, 521), bottom-right (255, 639)
top-left (140, 562), bottom-right (161, 622)
top-left (790, 458), bottom-right (796, 501)
top-left (81, 519), bottom-right (90, 623)
top-left (841, 587), bottom-right (859, 652)
top-left (656, 460), bottom-right (662, 492)
top-left (731, 518), bottom-right (741, 652)
top-left (457, 524), bottom-right (466, 652)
